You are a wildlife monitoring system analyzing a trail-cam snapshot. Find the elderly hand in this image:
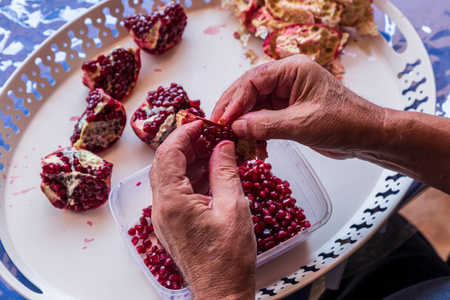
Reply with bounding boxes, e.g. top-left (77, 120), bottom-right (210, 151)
top-left (150, 121), bottom-right (256, 299)
top-left (211, 54), bottom-right (385, 160)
